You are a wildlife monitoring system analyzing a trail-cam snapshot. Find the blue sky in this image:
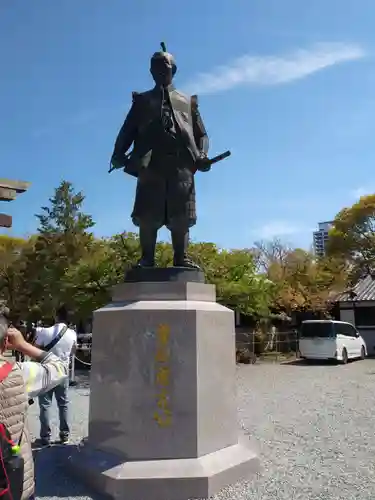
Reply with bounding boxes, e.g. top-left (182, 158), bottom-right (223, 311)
top-left (0, 0), bottom-right (373, 250)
